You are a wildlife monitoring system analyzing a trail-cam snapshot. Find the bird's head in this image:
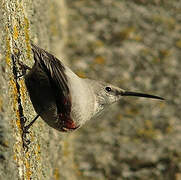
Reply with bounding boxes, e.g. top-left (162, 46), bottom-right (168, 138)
top-left (86, 79), bottom-right (164, 117)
